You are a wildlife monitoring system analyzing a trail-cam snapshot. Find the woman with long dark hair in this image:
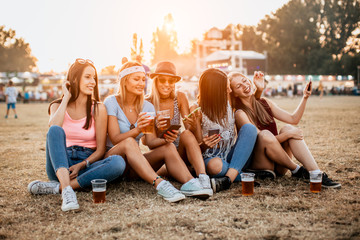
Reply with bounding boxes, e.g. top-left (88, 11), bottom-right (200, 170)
top-left (28, 59), bottom-right (126, 211)
top-left (189, 68), bottom-right (258, 192)
top-left (229, 71), bottom-right (340, 188)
